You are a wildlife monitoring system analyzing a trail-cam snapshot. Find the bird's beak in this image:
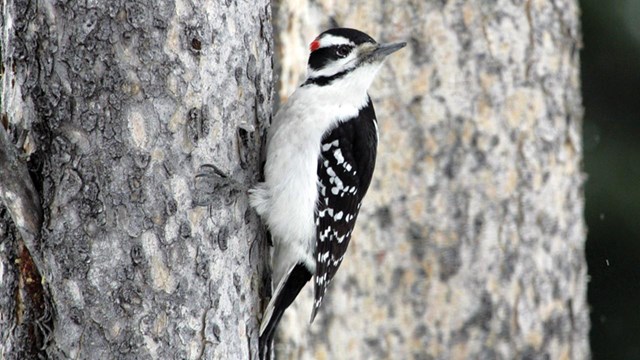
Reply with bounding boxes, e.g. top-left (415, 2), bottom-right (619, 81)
top-left (372, 42), bottom-right (407, 59)
top-left (355, 41), bottom-right (406, 66)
